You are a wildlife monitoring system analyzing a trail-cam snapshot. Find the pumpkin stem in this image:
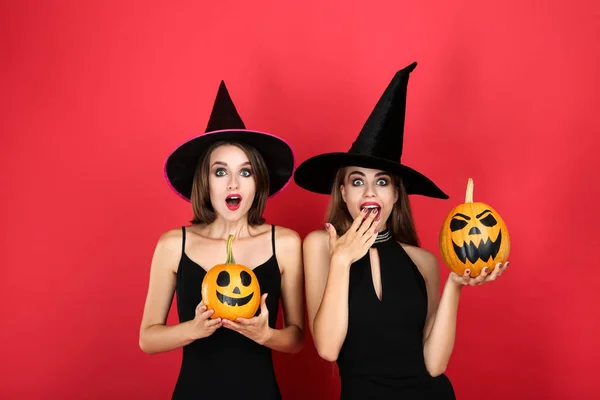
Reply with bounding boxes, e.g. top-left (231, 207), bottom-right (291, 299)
top-left (225, 234), bottom-right (236, 264)
top-left (465, 178), bottom-right (474, 203)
